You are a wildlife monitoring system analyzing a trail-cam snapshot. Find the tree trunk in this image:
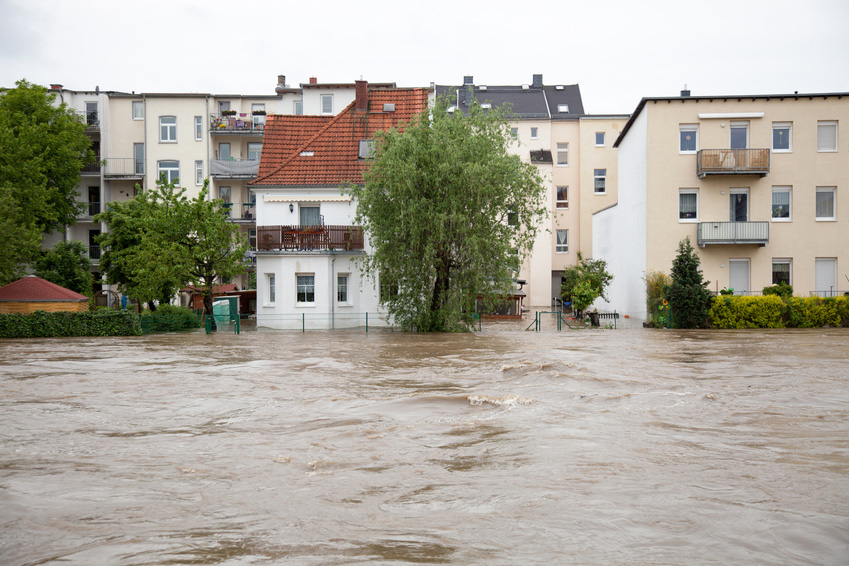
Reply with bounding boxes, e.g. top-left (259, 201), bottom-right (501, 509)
top-left (147, 300), bottom-right (157, 312)
top-left (203, 291), bottom-right (216, 330)
top-left (429, 251), bottom-right (450, 330)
